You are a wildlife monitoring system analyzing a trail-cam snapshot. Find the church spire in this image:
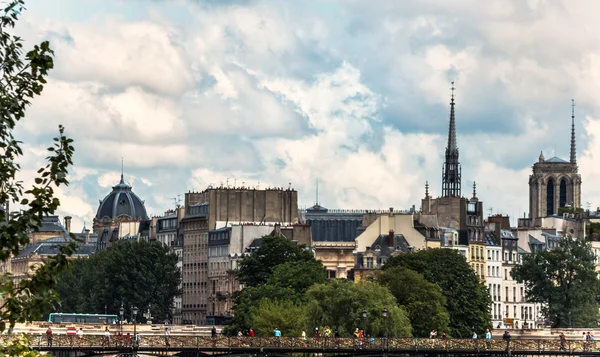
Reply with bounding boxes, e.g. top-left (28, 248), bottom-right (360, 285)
top-left (442, 82), bottom-right (461, 197)
top-left (447, 81), bottom-right (458, 154)
top-left (570, 99), bottom-right (576, 164)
